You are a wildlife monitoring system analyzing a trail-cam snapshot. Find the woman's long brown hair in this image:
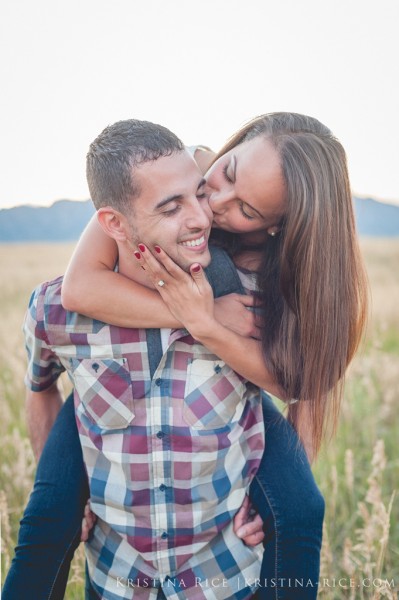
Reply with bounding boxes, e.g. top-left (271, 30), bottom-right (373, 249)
top-left (213, 113), bottom-right (368, 456)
